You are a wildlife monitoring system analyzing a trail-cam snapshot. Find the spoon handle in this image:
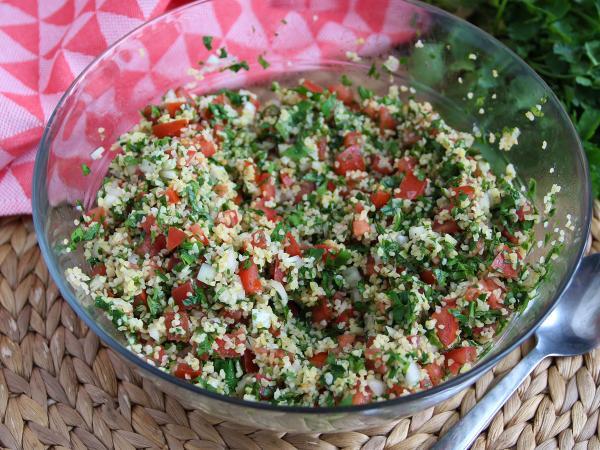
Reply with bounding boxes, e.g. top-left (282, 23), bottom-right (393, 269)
top-left (432, 346), bottom-right (547, 450)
